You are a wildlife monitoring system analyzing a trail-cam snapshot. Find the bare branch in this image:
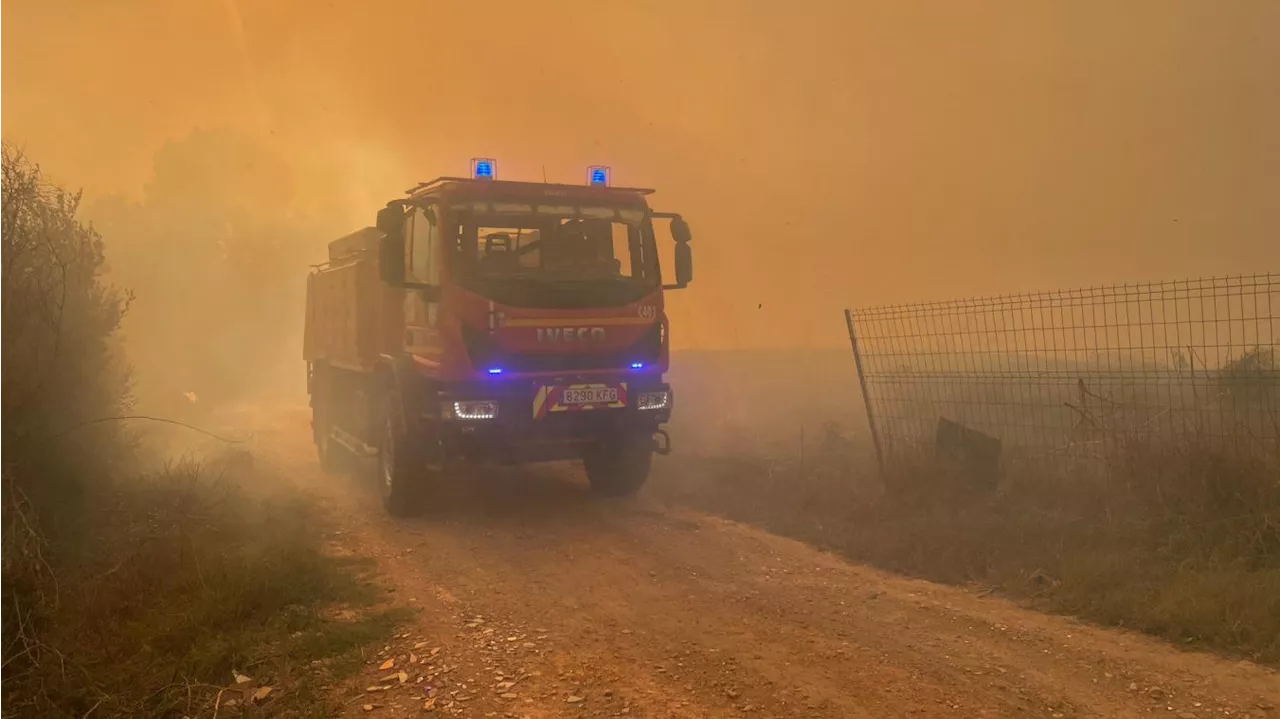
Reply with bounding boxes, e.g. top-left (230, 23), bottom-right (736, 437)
top-left (43, 415), bottom-right (253, 444)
